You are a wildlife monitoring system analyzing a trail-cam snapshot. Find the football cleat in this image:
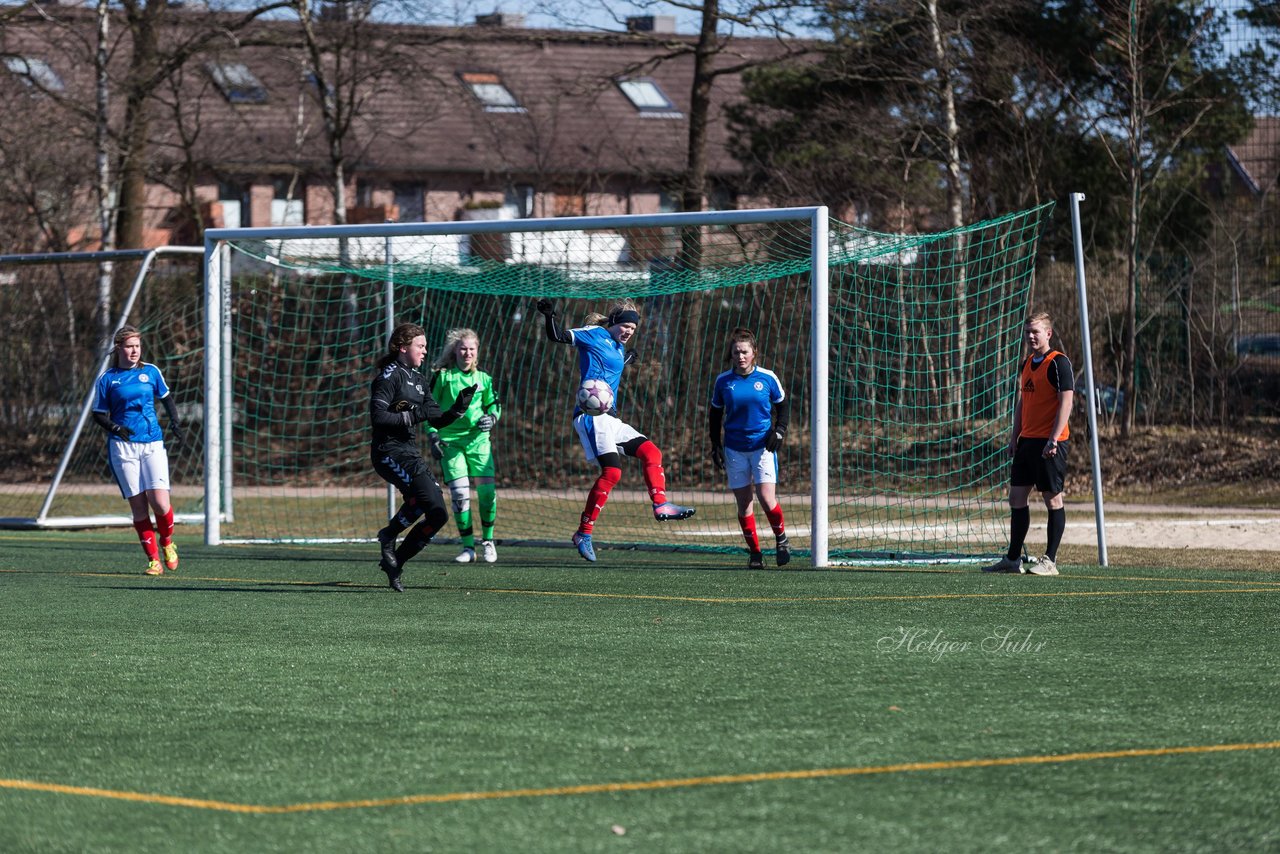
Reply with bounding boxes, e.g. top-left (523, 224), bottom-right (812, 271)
top-left (377, 527), bottom-right (399, 572)
top-left (481, 540), bottom-right (497, 564)
top-left (380, 559), bottom-right (404, 592)
top-left (653, 501), bottom-right (696, 522)
top-left (454, 547), bottom-right (476, 564)
top-left (145, 559), bottom-right (164, 576)
top-left (981, 556), bottom-right (1024, 574)
top-left (775, 533), bottom-right (791, 567)
top-left (162, 542), bottom-right (179, 572)
top-left (747, 551), bottom-right (764, 569)
top-left (1027, 555), bottom-right (1059, 576)
top-left (572, 531), bottom-right (597, 562)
